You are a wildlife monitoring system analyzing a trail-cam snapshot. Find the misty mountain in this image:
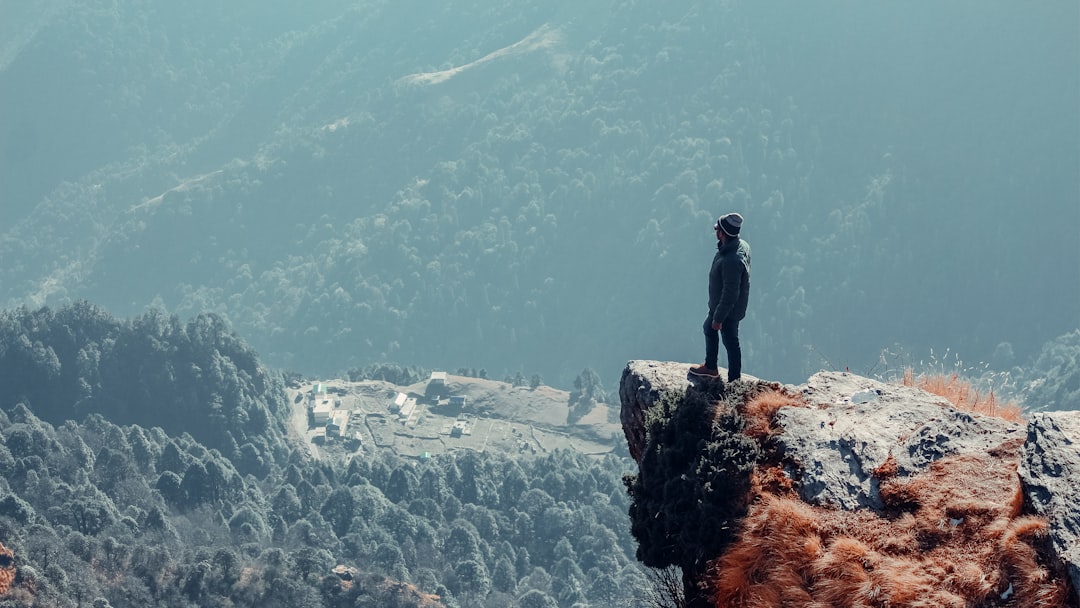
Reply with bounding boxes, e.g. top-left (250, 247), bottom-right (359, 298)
top-left (1, 0), bottom-right (1077, 389)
